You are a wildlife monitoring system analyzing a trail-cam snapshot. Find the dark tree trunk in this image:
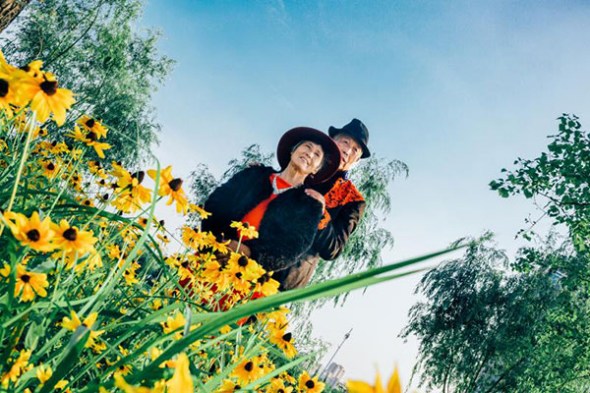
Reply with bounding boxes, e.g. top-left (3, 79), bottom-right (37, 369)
top-left (0, 0), bottom-right (31, 34)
